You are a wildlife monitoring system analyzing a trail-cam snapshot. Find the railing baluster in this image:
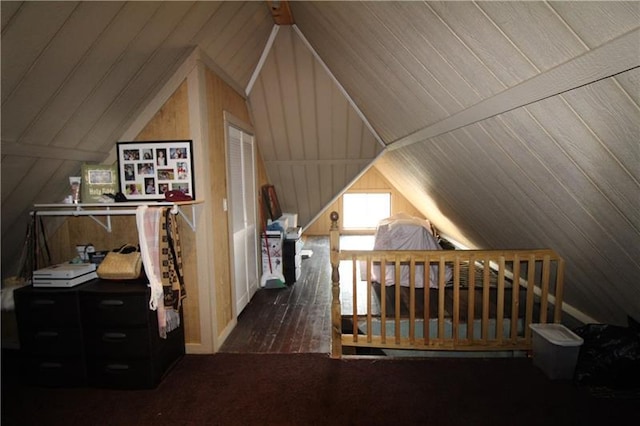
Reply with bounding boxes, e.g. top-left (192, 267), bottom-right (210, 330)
top-left (511, 255), bottom-right (520, 341)
top-left (424, 253), bottom-right (430, 345)
top-left (482, 256), bottom-right (490, 343)
top-left (496, 256), bottom-right (505, 345)
top-left (409, 258), bottom-right (416, 345)
top-left (329, 212), bottom-right (341, 358)
top-left (467, 255), bottom-right (476, 342)
top-left (394, 255), bottom-right (401, 345)
top-left (351, 255), bottom-right (358, 343)
top-left (366, 254), bottom-right (373, 343)
top-left (525, 255), bottom-right (536, 342)
top-left (453, 255), bottom-right (460, 344)
top-left (540, 255), bottom-right (551, 324)
top-left (554, 258), bottom-right (565, 323)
